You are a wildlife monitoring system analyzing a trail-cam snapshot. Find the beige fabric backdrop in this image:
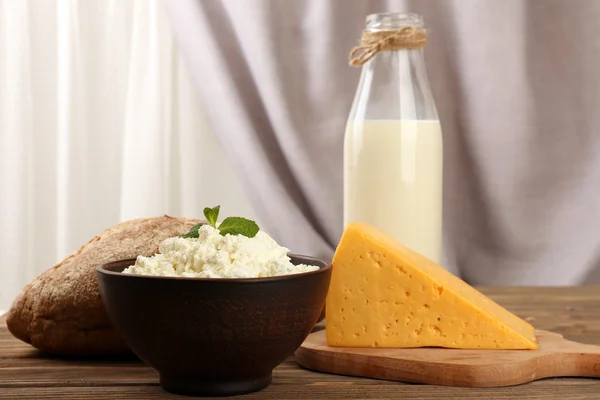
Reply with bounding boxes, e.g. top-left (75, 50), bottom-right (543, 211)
top-left (166, 0), bottom-right (600, 285)
top-left (0, 0), bottom-right (258, 312)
